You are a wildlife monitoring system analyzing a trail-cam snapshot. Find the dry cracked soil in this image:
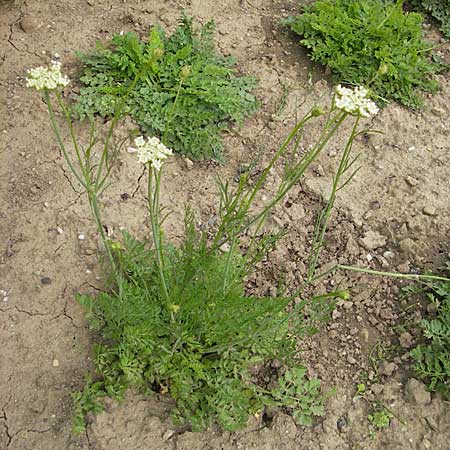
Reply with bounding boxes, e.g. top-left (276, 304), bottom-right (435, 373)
top-left (1, 1), bottom-right (450, 449)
